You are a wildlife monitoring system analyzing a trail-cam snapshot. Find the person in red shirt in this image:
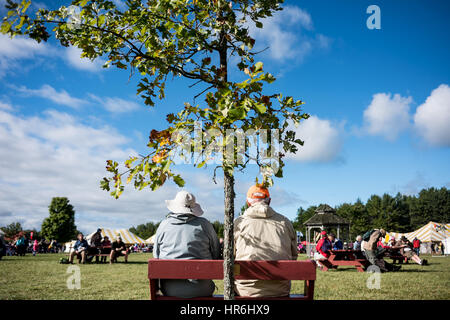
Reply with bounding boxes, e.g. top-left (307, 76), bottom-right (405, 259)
top-left (413, 237), bottom-right (421, 256)
top-left (314, 231), bottom-right (332, 268)
top-left (377, 236), bottom-right (389, 249)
